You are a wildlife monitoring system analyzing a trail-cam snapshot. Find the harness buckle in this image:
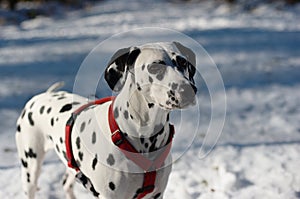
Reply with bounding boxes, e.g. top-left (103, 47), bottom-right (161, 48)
top-left (111, 130), bottom-right (124, 146)
top-left (112, 129), bottom-right (120, 136)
